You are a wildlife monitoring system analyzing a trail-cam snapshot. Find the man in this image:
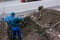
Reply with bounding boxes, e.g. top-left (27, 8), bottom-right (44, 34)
top-left (2, 12), bottom-right (24, 40)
